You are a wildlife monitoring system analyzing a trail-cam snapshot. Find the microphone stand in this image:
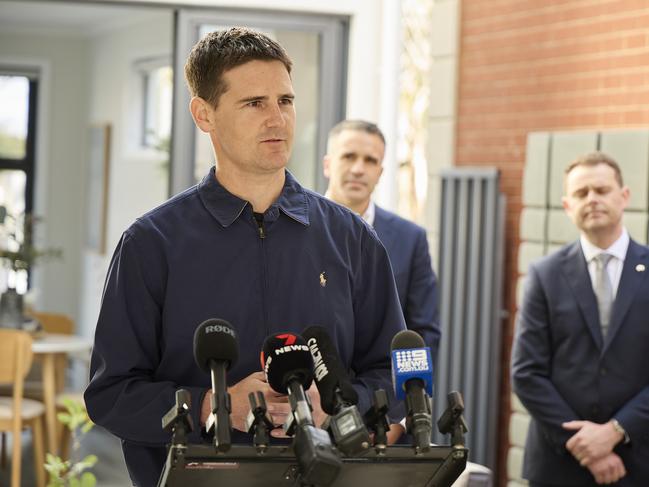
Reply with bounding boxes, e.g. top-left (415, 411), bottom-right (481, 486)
top-left (246, 391), bottom-right (274, 453)
top-left (363, 389), bottom-right (390, 454)
top-left (209, 360), bottom-right (232, 452)
top-left (437, 391), bottom-right (468, 448)
top-left (162, 389), bottom-right (194, 446)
